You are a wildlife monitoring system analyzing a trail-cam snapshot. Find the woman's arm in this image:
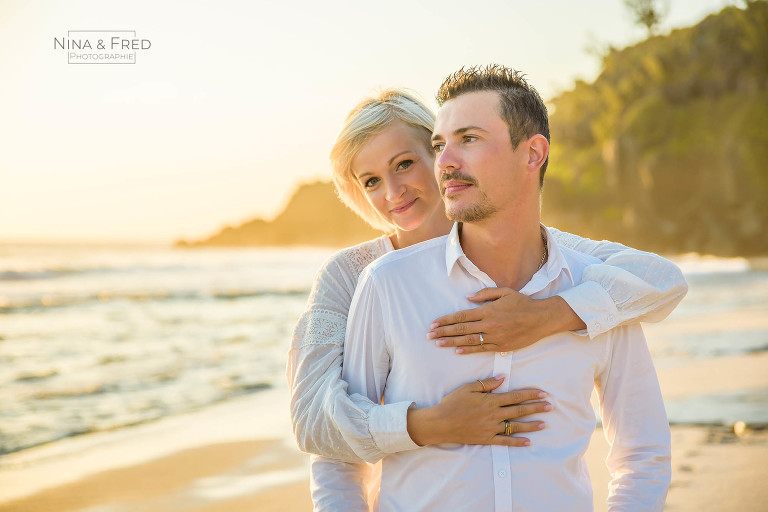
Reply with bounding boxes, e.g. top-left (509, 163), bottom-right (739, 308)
top-left (288, 248), bottom-right (551, 463)
top-left (288, 250), bottom-right (417, 464)
top-left (549, 227), bottom-right (688, 337)
top-left (427, 228), bottom-right (688, 353)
